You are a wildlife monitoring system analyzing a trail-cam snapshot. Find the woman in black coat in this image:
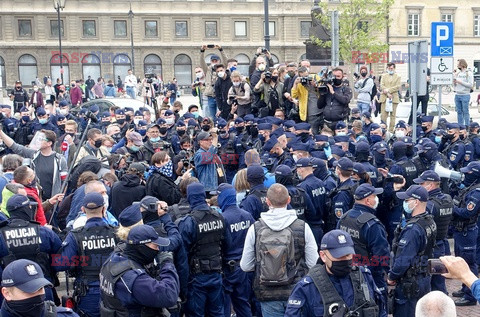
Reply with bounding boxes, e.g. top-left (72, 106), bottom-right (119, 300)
top-left (145, 151), bottom-right (182, 206)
